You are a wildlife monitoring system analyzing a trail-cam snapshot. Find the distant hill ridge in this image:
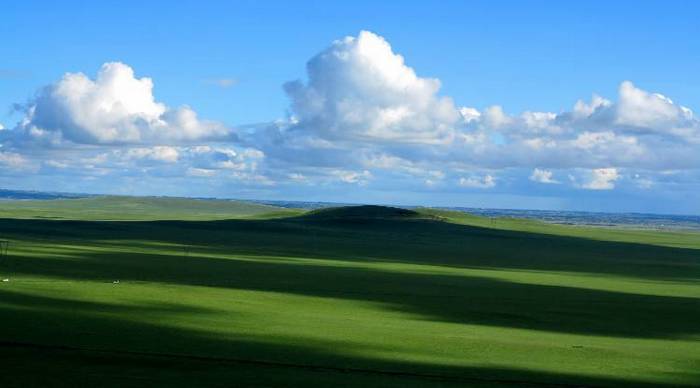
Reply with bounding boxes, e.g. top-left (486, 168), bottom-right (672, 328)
top-left (2, 189), bottom-right (698, 229)
top-left (0, 195), bottom-right (297, 221)
top-left (301, 205), bottom-right (431, 221)
top-left (0, 188), bottom-right (88, 200)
